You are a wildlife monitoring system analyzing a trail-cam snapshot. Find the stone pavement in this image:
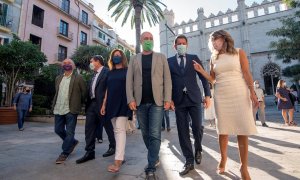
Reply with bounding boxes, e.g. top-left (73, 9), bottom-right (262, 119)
top-left (0, 105), bottom-right (299, 180)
